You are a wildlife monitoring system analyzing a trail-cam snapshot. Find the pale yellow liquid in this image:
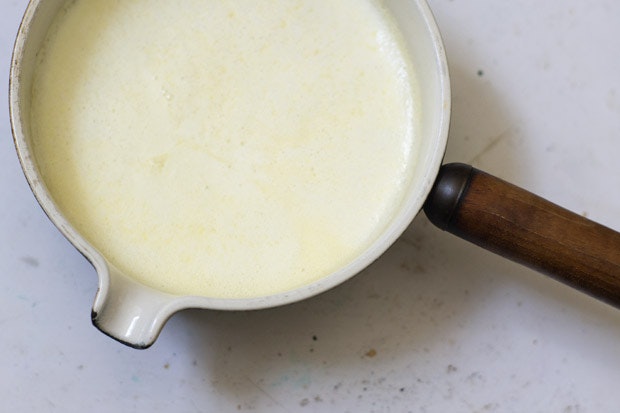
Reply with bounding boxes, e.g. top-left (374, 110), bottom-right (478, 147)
top-left (31, 0), bottom-right (420, 298)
